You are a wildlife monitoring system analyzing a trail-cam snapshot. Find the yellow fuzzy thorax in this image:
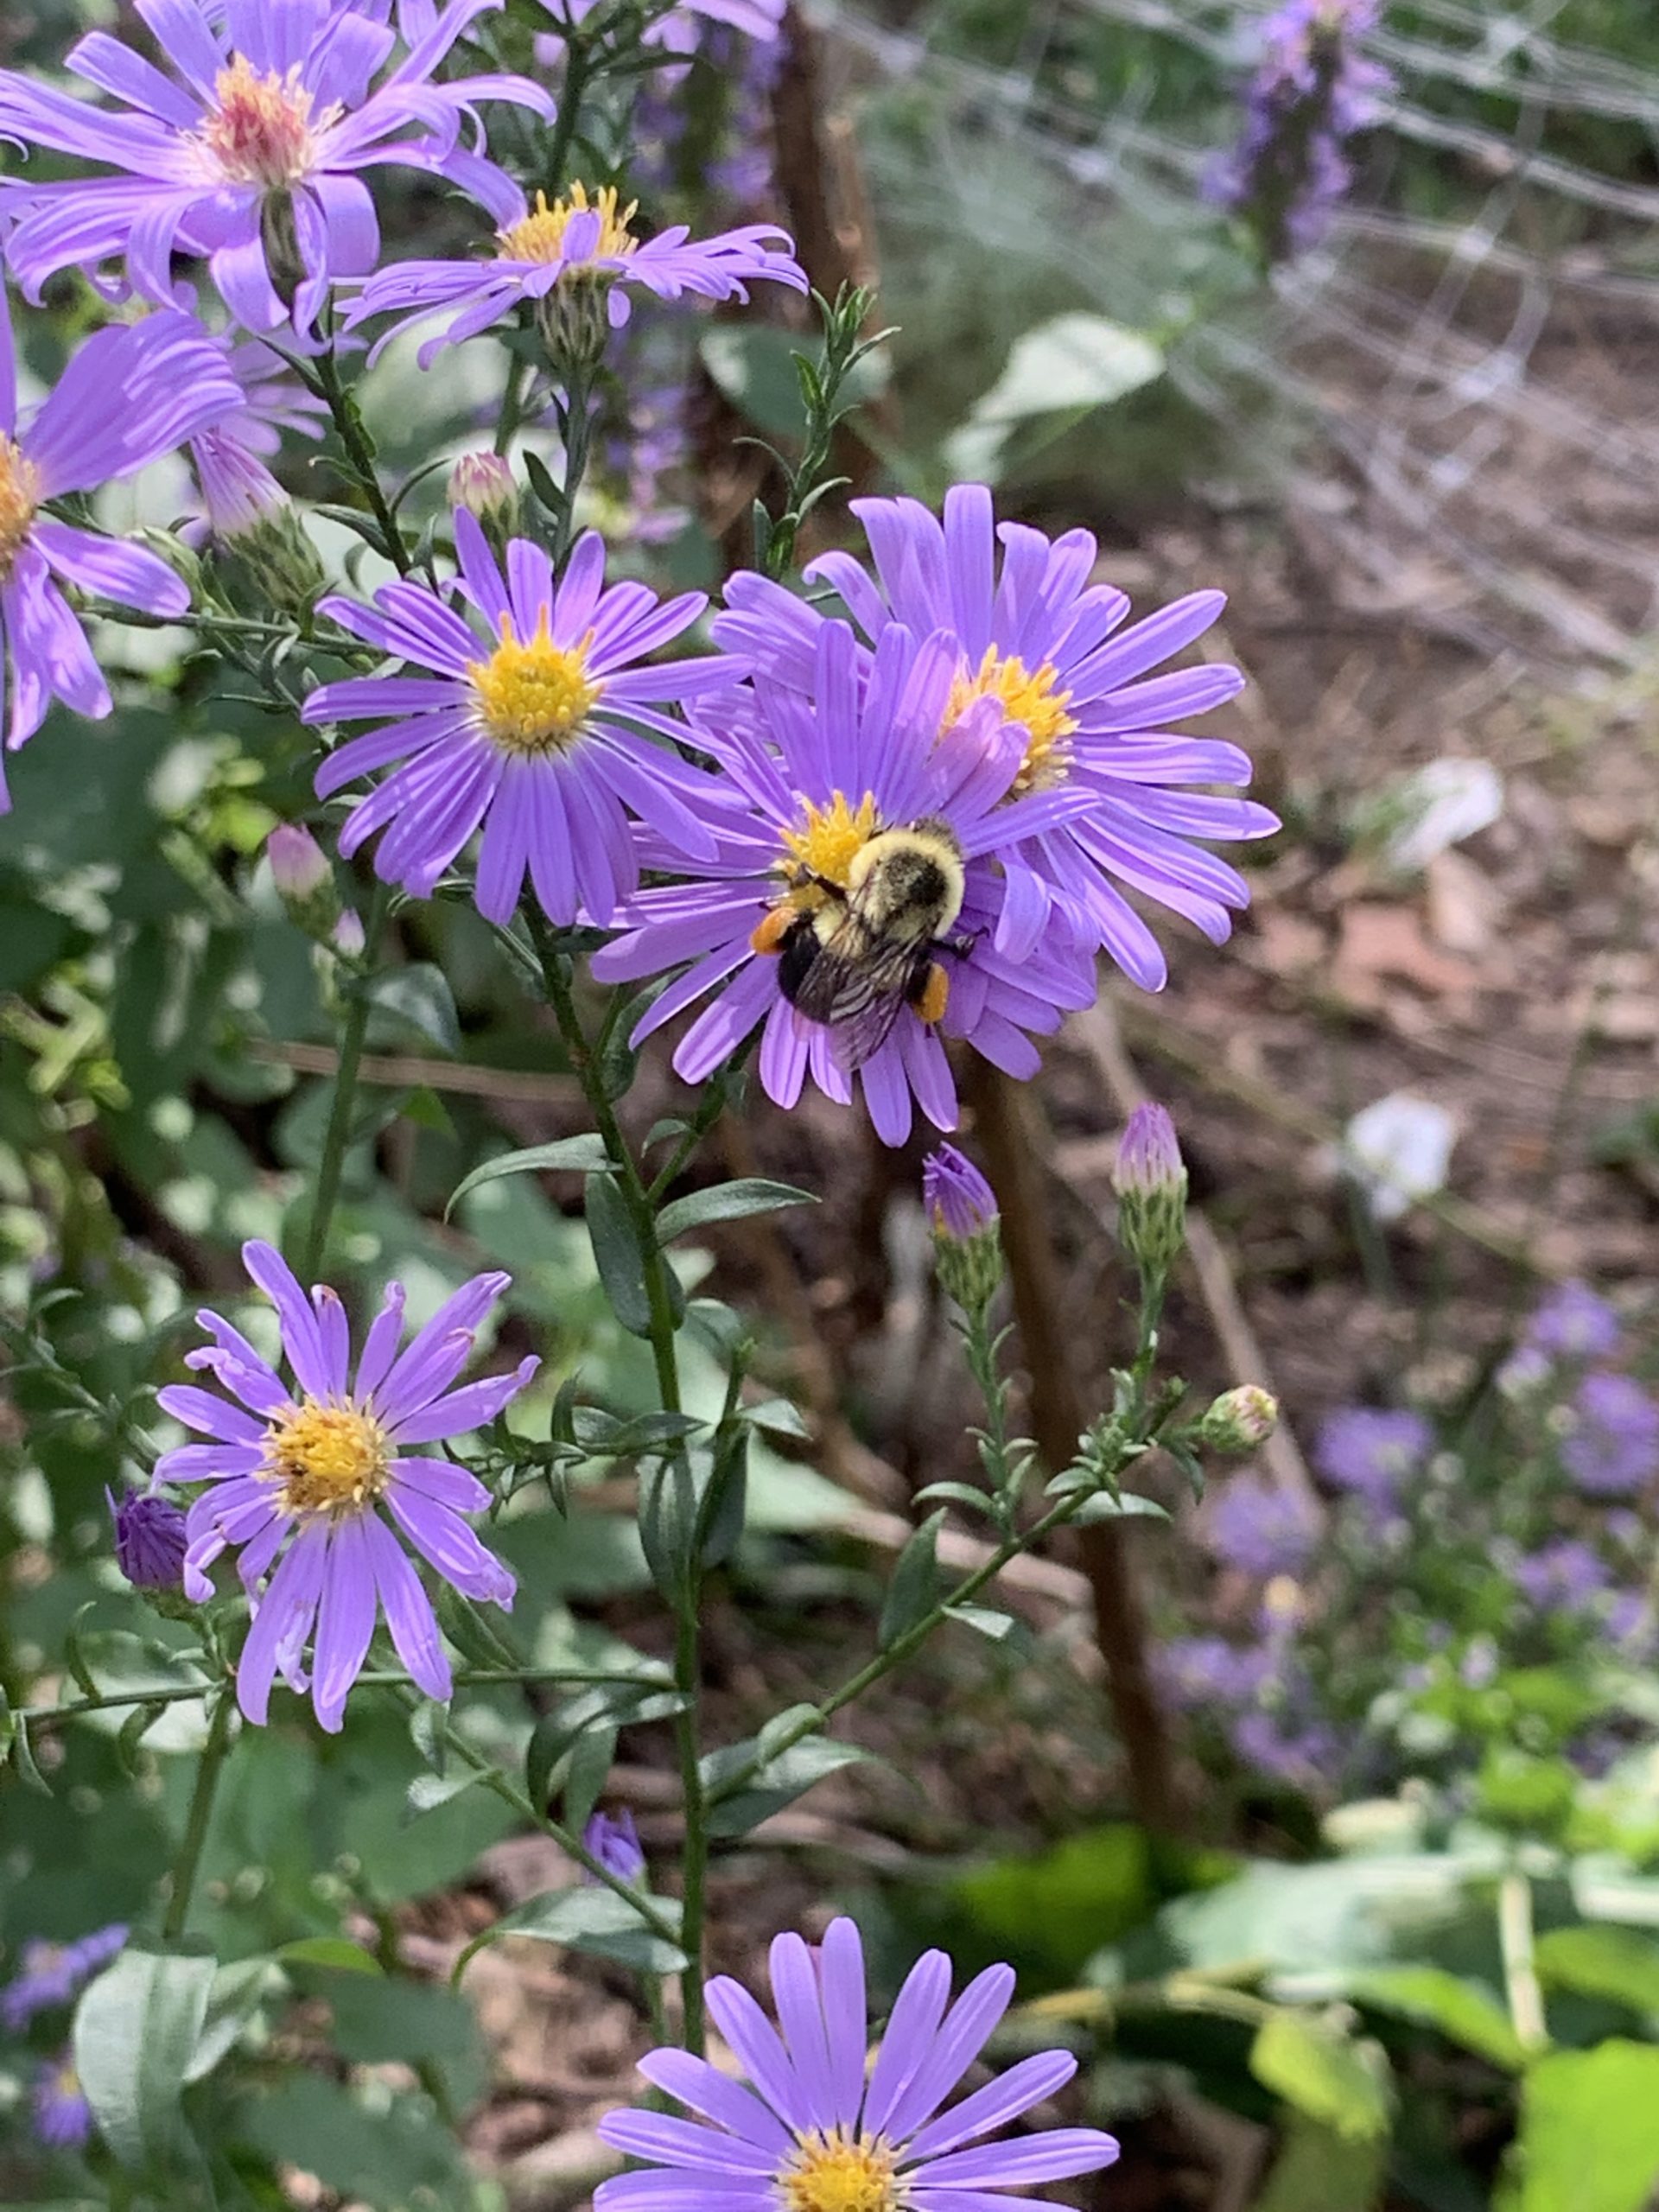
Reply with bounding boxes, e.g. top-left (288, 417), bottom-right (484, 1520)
top-left (199, 56), bottom-right (331, 187)
top-left (265, 1401), bottom-right (390, 1516)
top-left (467, 612), bottom-right (603, 753)
top-left (944, 645), bottom-right (1077, 794)
top-left (497, 184), bottom-right (639, 268)
top-left (0, 439), bottom-right (40, 582)
top-left (781, 2130), bottom-right (901, 2212)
